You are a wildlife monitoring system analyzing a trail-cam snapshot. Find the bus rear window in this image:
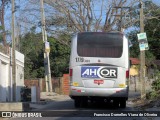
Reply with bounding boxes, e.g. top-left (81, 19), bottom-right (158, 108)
top-left (77, 32), bottom-right (123, 58)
